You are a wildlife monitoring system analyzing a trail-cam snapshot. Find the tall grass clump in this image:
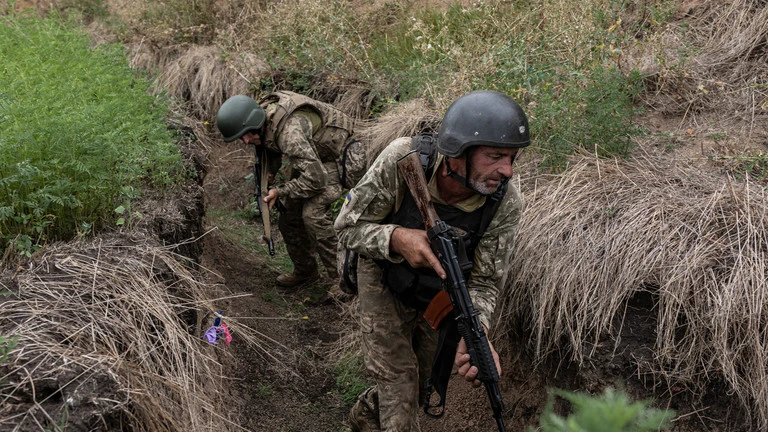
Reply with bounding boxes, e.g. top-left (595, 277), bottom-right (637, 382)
top-left (0, 236), bottom-right (236, 431)
top-left (502, 152), bottom-right (768, 428)
top-left (0, 11), bottom-right (186, 256)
